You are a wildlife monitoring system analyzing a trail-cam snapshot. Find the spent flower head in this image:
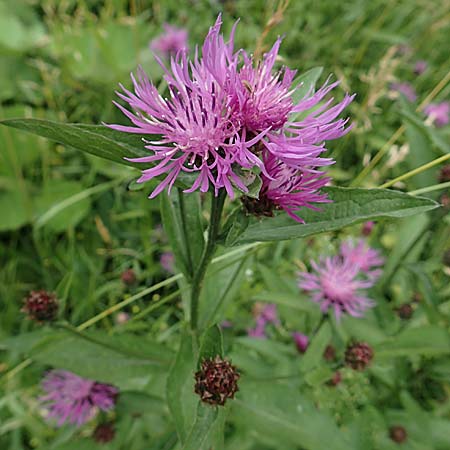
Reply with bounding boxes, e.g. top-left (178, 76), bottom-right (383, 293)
top-left (40, 370), bottom-right (118, 427)
top-left (194, 356), bottom-right (240, 406)
top-left (22, 290), bottom-right (58, 322)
